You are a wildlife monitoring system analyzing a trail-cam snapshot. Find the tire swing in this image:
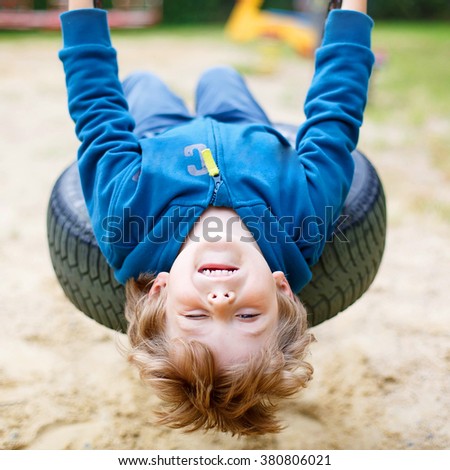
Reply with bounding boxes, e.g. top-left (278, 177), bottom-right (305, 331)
top-left (47, 124), bottom-right (387, 332)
